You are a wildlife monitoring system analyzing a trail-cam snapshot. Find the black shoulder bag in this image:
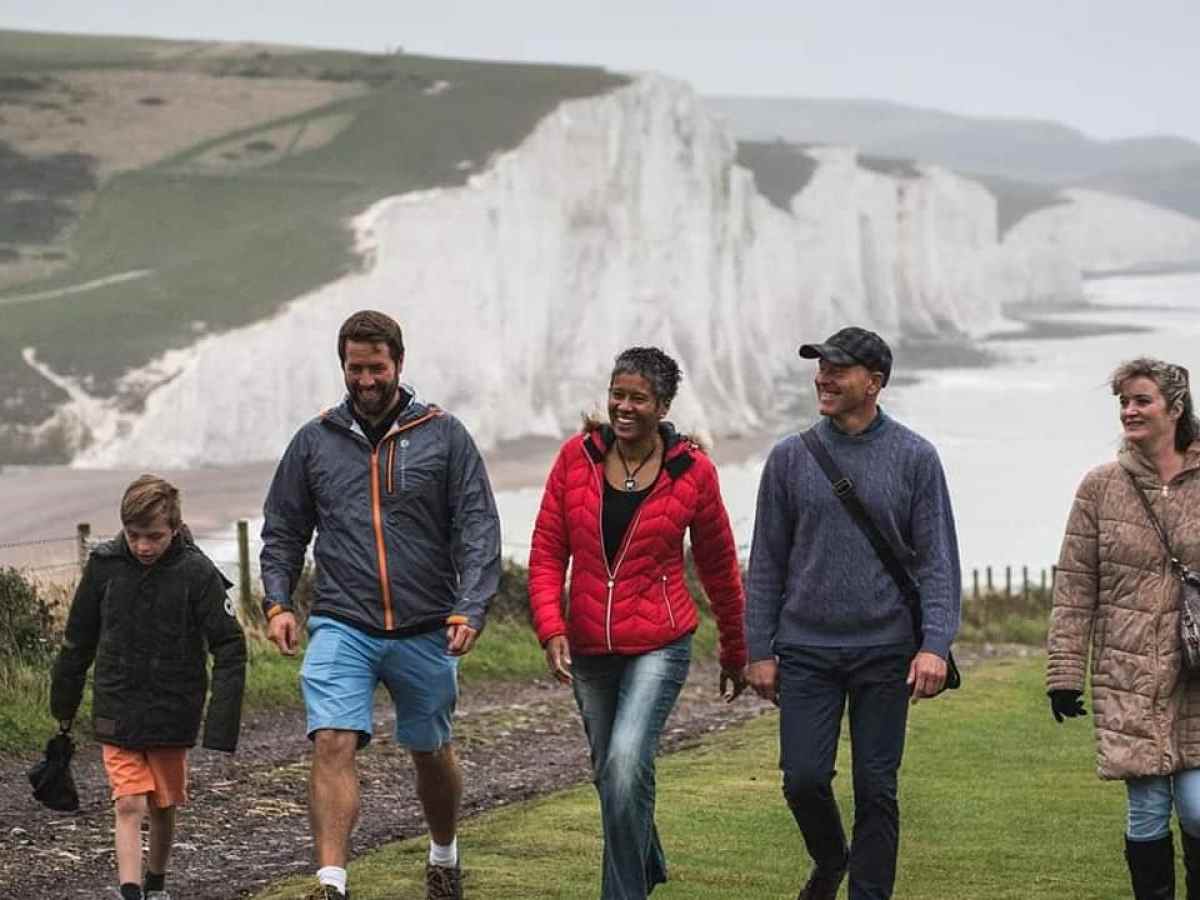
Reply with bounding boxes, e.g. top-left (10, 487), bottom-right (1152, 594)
top-left (800, 428), bottom-right (961, 693)
top-left (1124, 469), bottom-right (1200, 670)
